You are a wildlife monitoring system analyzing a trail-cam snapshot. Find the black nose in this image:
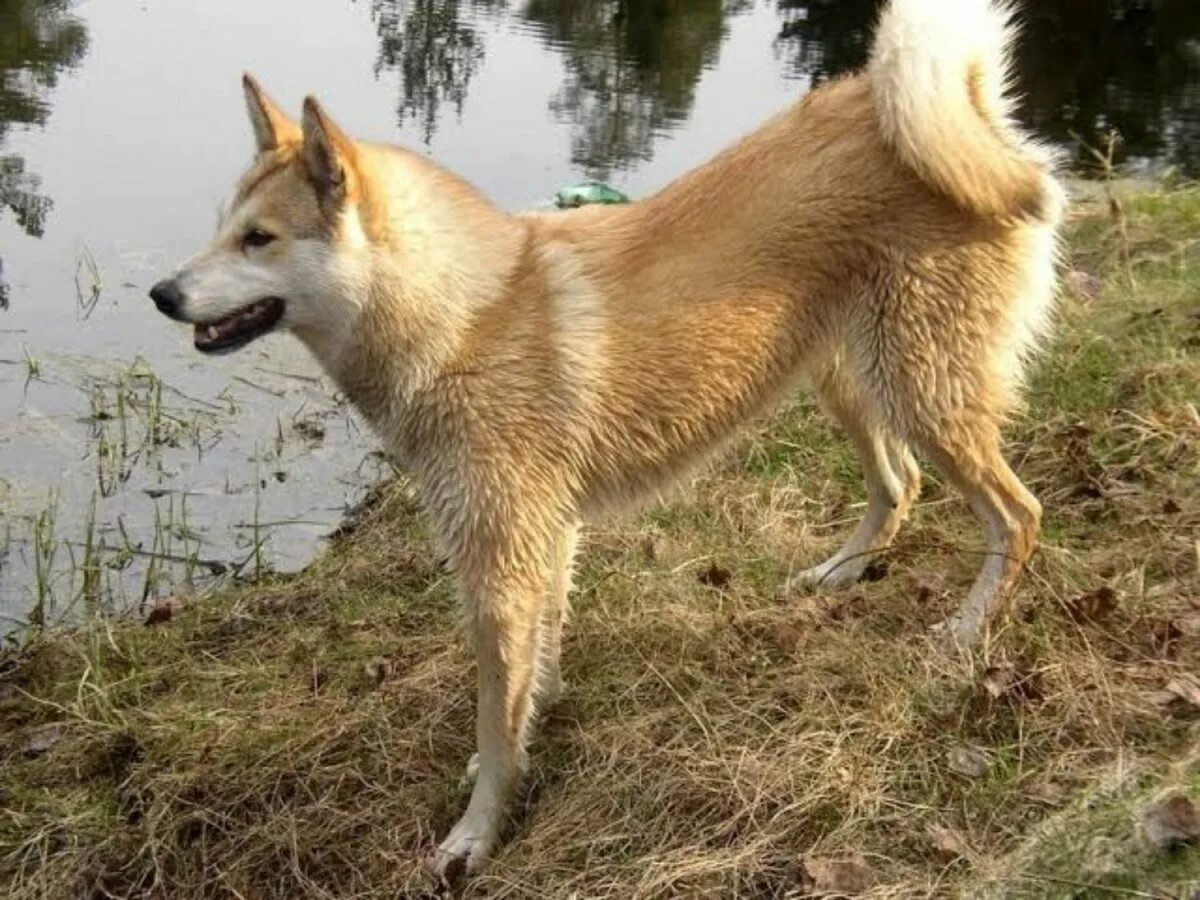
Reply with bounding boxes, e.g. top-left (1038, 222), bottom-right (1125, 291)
top-left (149, 279), bottom-right (185, 318)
